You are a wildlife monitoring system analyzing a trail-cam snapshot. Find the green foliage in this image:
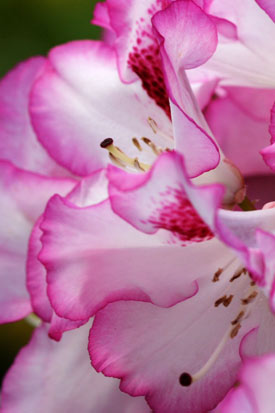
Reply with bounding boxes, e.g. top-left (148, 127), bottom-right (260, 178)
top-left (0, 0), bottom-right (101, 77)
